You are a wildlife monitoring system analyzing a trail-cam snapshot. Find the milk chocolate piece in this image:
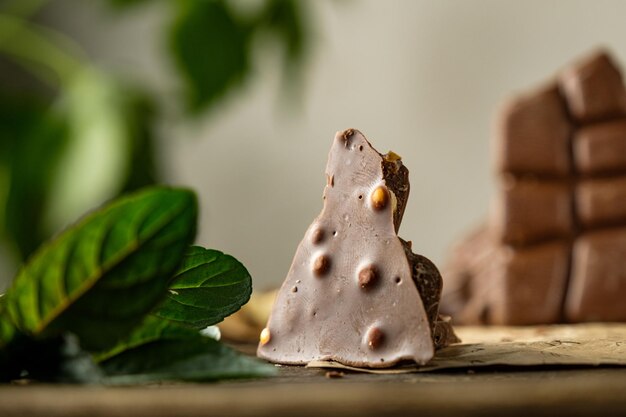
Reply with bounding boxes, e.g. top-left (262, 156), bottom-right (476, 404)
top-left (495, 83), bottom-right (571, 176)
top-left (574, 120), bottom-right (626, 175)
top-left (258, 129), bottom-right (455, 368)
top-left (492, 177), bottom-right (573, 245)
top-left (441, 224), bottom-right (502, 324)
top-left (576, 177), bottom-right (626, 229)
top-left (559, 50), bottom-right (626, 123)
top-left (442, 229), bottom-right (569, 325)
top-left (566, 228), bottom-right (626, 322)
top-left (490, 242), bottom-right (570, 325)
top-left (442, 49), bottom-right (626, 325)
